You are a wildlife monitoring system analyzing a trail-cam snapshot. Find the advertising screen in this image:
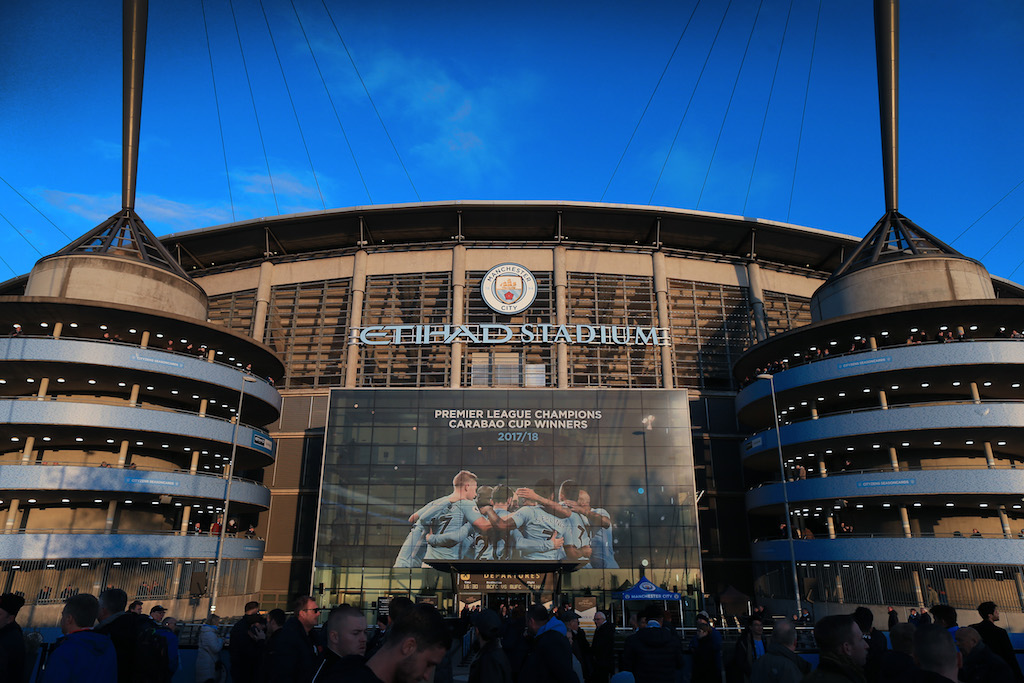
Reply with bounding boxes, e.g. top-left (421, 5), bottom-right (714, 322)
top-left (315, 389), bottom-right (697, 577)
